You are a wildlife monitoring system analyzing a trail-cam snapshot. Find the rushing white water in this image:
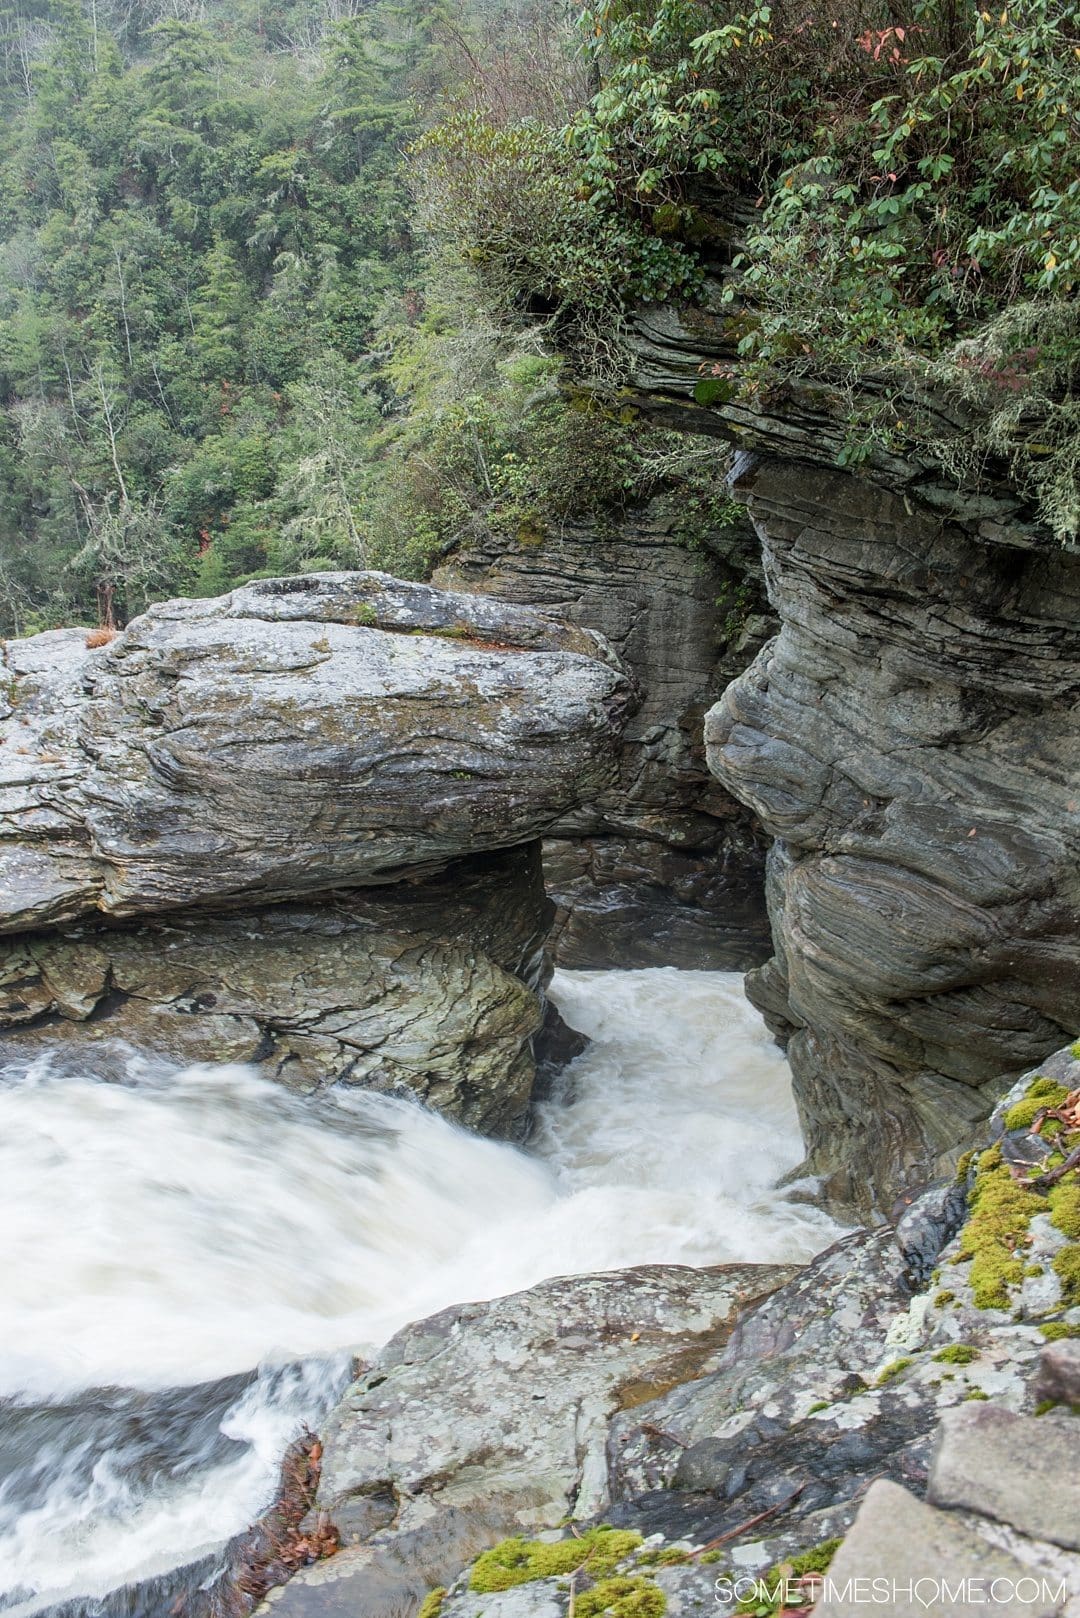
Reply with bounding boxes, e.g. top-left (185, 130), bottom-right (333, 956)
top-left (0, 968), bottom-right (843, 1613)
